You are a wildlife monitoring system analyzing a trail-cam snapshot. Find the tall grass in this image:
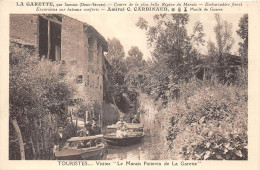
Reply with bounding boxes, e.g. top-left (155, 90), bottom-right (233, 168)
top-left (138, 70), bottom-right (248, 160)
